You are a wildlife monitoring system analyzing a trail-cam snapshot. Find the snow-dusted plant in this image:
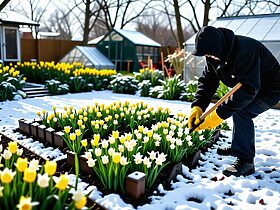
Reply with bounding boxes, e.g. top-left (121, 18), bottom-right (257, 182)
top-left (109, 75), bottom-right (139, 94)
